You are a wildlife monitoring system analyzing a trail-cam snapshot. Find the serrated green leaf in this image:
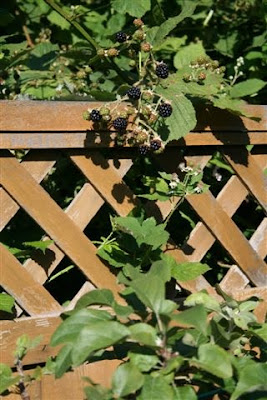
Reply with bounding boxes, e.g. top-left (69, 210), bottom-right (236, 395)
top-left (171, 262), bottom-right (210, 282)
top-left (0, 363), bottom-right (20, 394)
top-left (51, 309), bottom-right (112, 346)
top-left (230, 79), bottom-right (266, 98)
top-left (230, 362), bottom-right (267, 400)
top-left (173, 386), bottom-right (197, 400)
top-left (129, 323), bottom-right (158, 346)
top-left (0, 293), bottom-right (15, 313)
top-left (47, 10), bottom-right (70, 29)
top-left (138, 375), bottom-right (174, 399)
top-left (174, 42), bottom-right (206, 69)
top-left (172, 305), bottom-right (208, 335)
top-left (71, 321), bottom-right (130, 365)
top-left (54, 344), bottom-right (72, 378)
top-left (212, 96), bottom-right (260, 120)
top-left (194, 343), bottom-right (233, 379)
top-left (129, 352), bottom-right (159, 372)
top-left (249, 324), bottom-right (267, 341)
top-left (184, 291), bottom-right (220, 312)
top-left (84, 385), bottom-right (111, 400)
top-left (112, 362), bottom-right (144, 397)
top-left (147, 3), bottom-right (196, 48)
top-left (75, 289), bottom-right (114, 309)
top-left (156, 90), bottom-right (197, 142)
top-left (23, 240), bottom-right (53, 254)
top-left (111, 0), bottom-right (151, 18)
